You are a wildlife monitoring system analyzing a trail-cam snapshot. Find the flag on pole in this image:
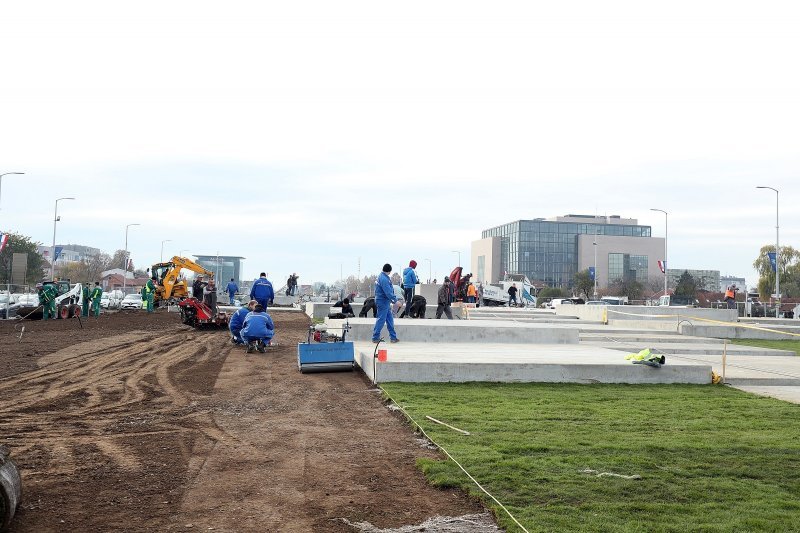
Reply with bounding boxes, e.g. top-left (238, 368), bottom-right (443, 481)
top-left (658, 260), bottom-right (666, 274)
top-left (0, 233), bottom-right (8, 253)
top-left (588, 266), bottom-right (595, 281)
